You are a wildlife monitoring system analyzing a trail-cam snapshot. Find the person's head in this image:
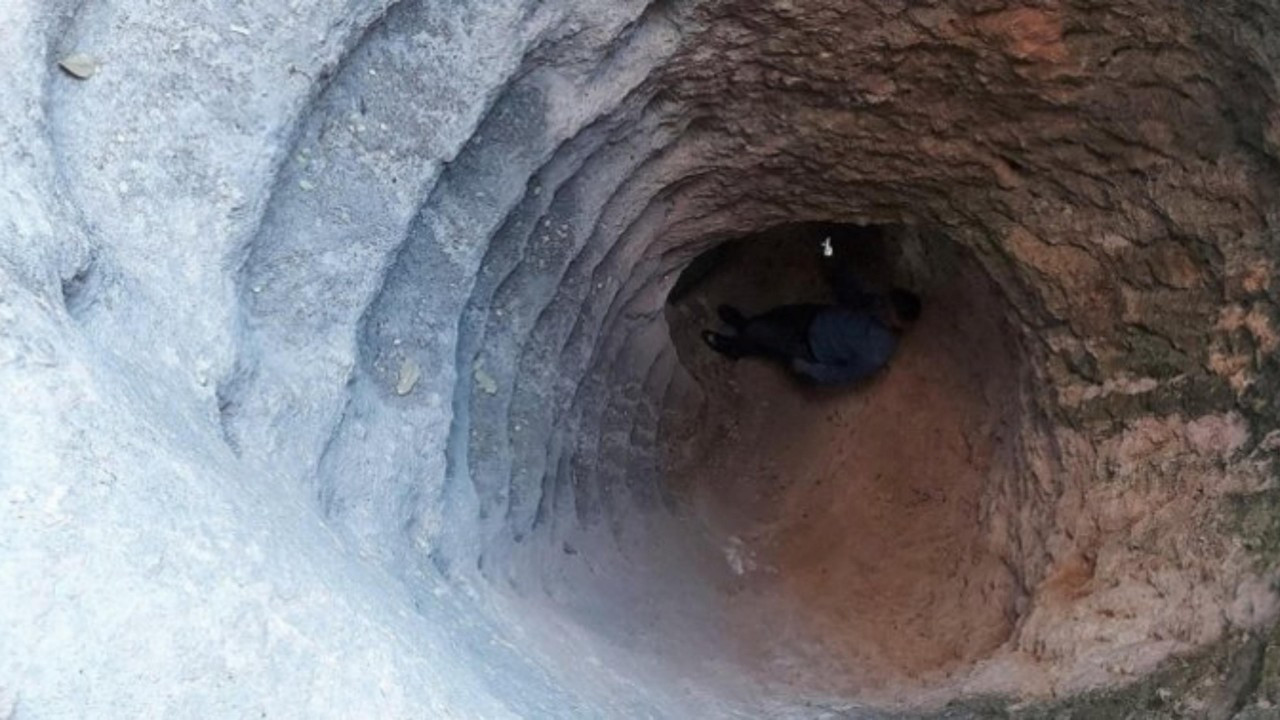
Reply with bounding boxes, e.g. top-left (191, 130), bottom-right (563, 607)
top-left (882, 288), bottom-right (922, 330)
